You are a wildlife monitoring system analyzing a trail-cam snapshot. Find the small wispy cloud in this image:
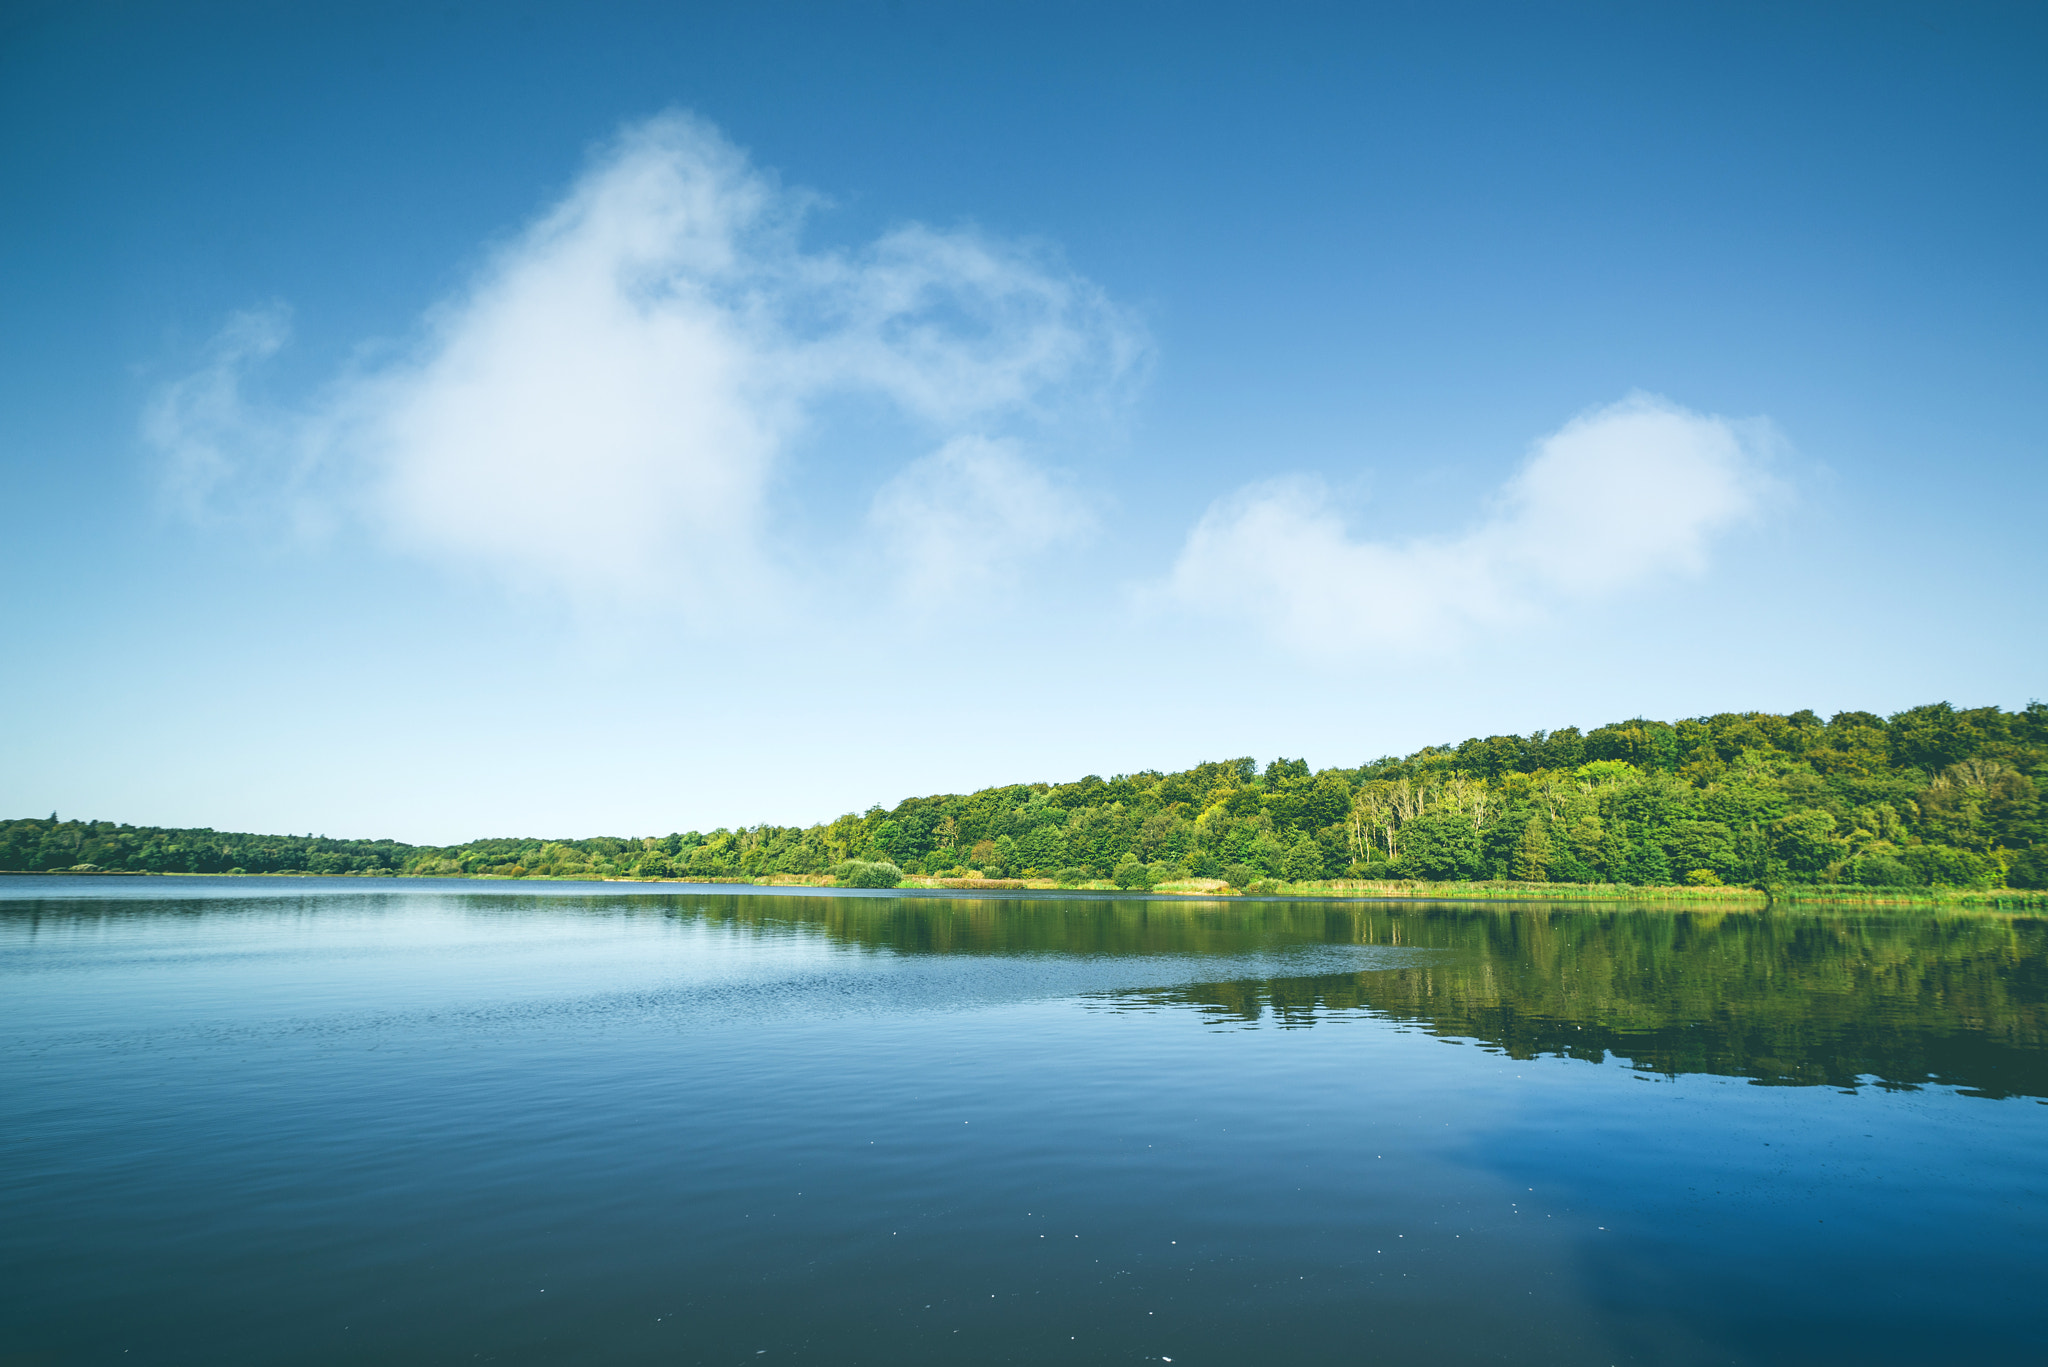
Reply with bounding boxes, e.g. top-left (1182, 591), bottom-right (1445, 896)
top-left (146, 111), bottom-right (1140, 615)
top-left (868, 435), bottom-right (1096, 607)
top-left (1162, 394), bottom-right (1782, 655)
top-left (145, 305), bottom-right (293, 520)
